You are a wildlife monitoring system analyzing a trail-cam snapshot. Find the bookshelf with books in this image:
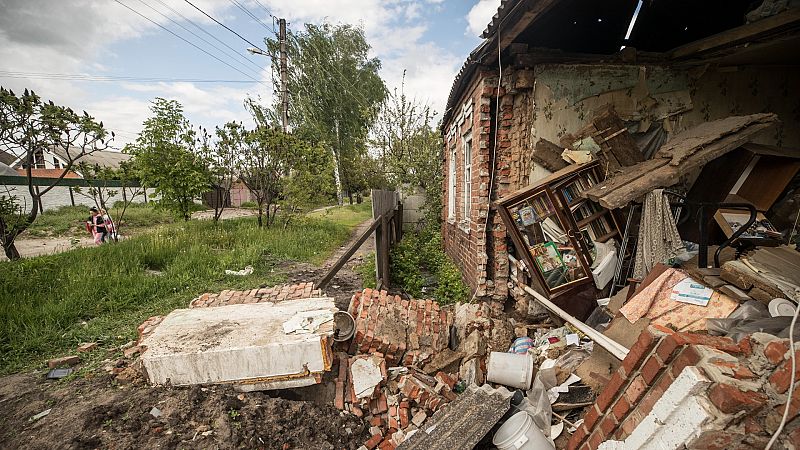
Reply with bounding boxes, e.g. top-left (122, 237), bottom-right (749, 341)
top-left (497, 161), bottom-right (623, 300)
